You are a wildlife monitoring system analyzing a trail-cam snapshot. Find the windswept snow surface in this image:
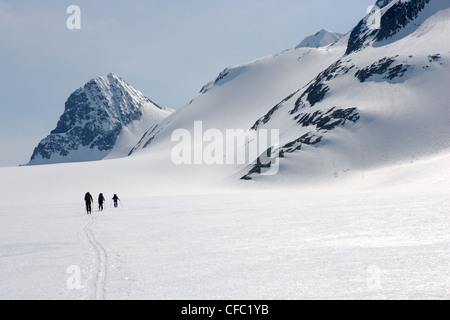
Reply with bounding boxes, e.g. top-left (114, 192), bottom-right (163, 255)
top-left (0, 150), bottom-right (449, 300)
